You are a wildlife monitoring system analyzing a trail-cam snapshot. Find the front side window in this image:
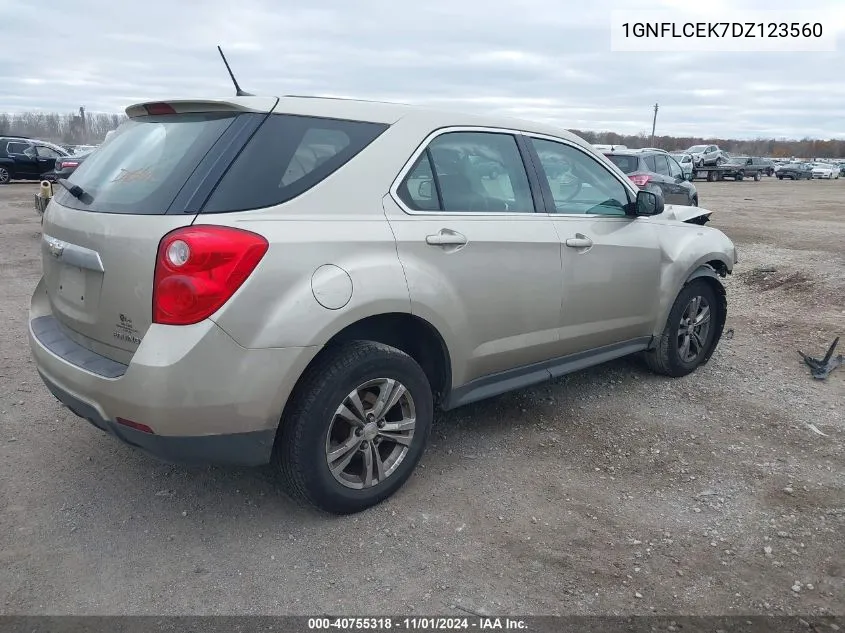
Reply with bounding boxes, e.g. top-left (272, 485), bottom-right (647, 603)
top-left (397, 131), bottom-right (535, 213)
top-left (530, 138), bottom-right (631, 216)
